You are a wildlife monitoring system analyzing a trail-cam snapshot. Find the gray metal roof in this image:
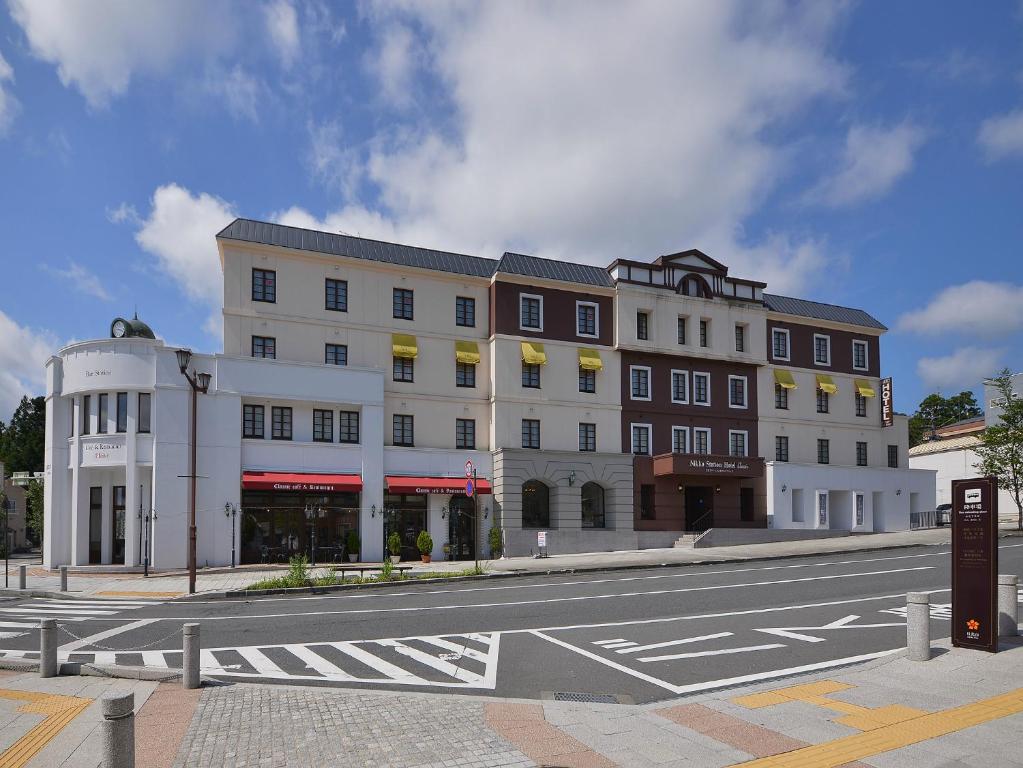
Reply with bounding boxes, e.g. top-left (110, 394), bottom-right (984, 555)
top-left (217, 219), bottom-right (497, 279)
top-left (496, 252), bottom-right (614, 288)
top-left (763, 293), bottom-right (887, 331)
